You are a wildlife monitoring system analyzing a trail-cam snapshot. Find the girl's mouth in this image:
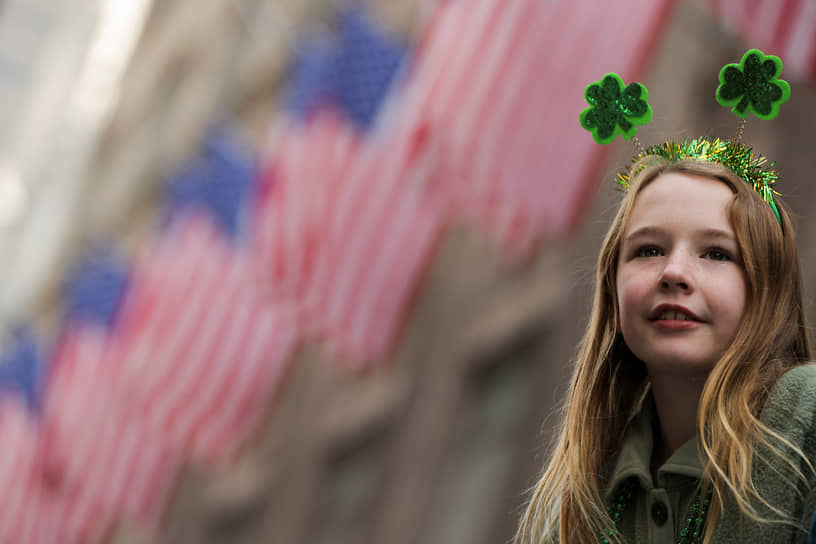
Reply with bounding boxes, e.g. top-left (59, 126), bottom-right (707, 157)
top-left (649, 305), bottom-right (702, 322)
